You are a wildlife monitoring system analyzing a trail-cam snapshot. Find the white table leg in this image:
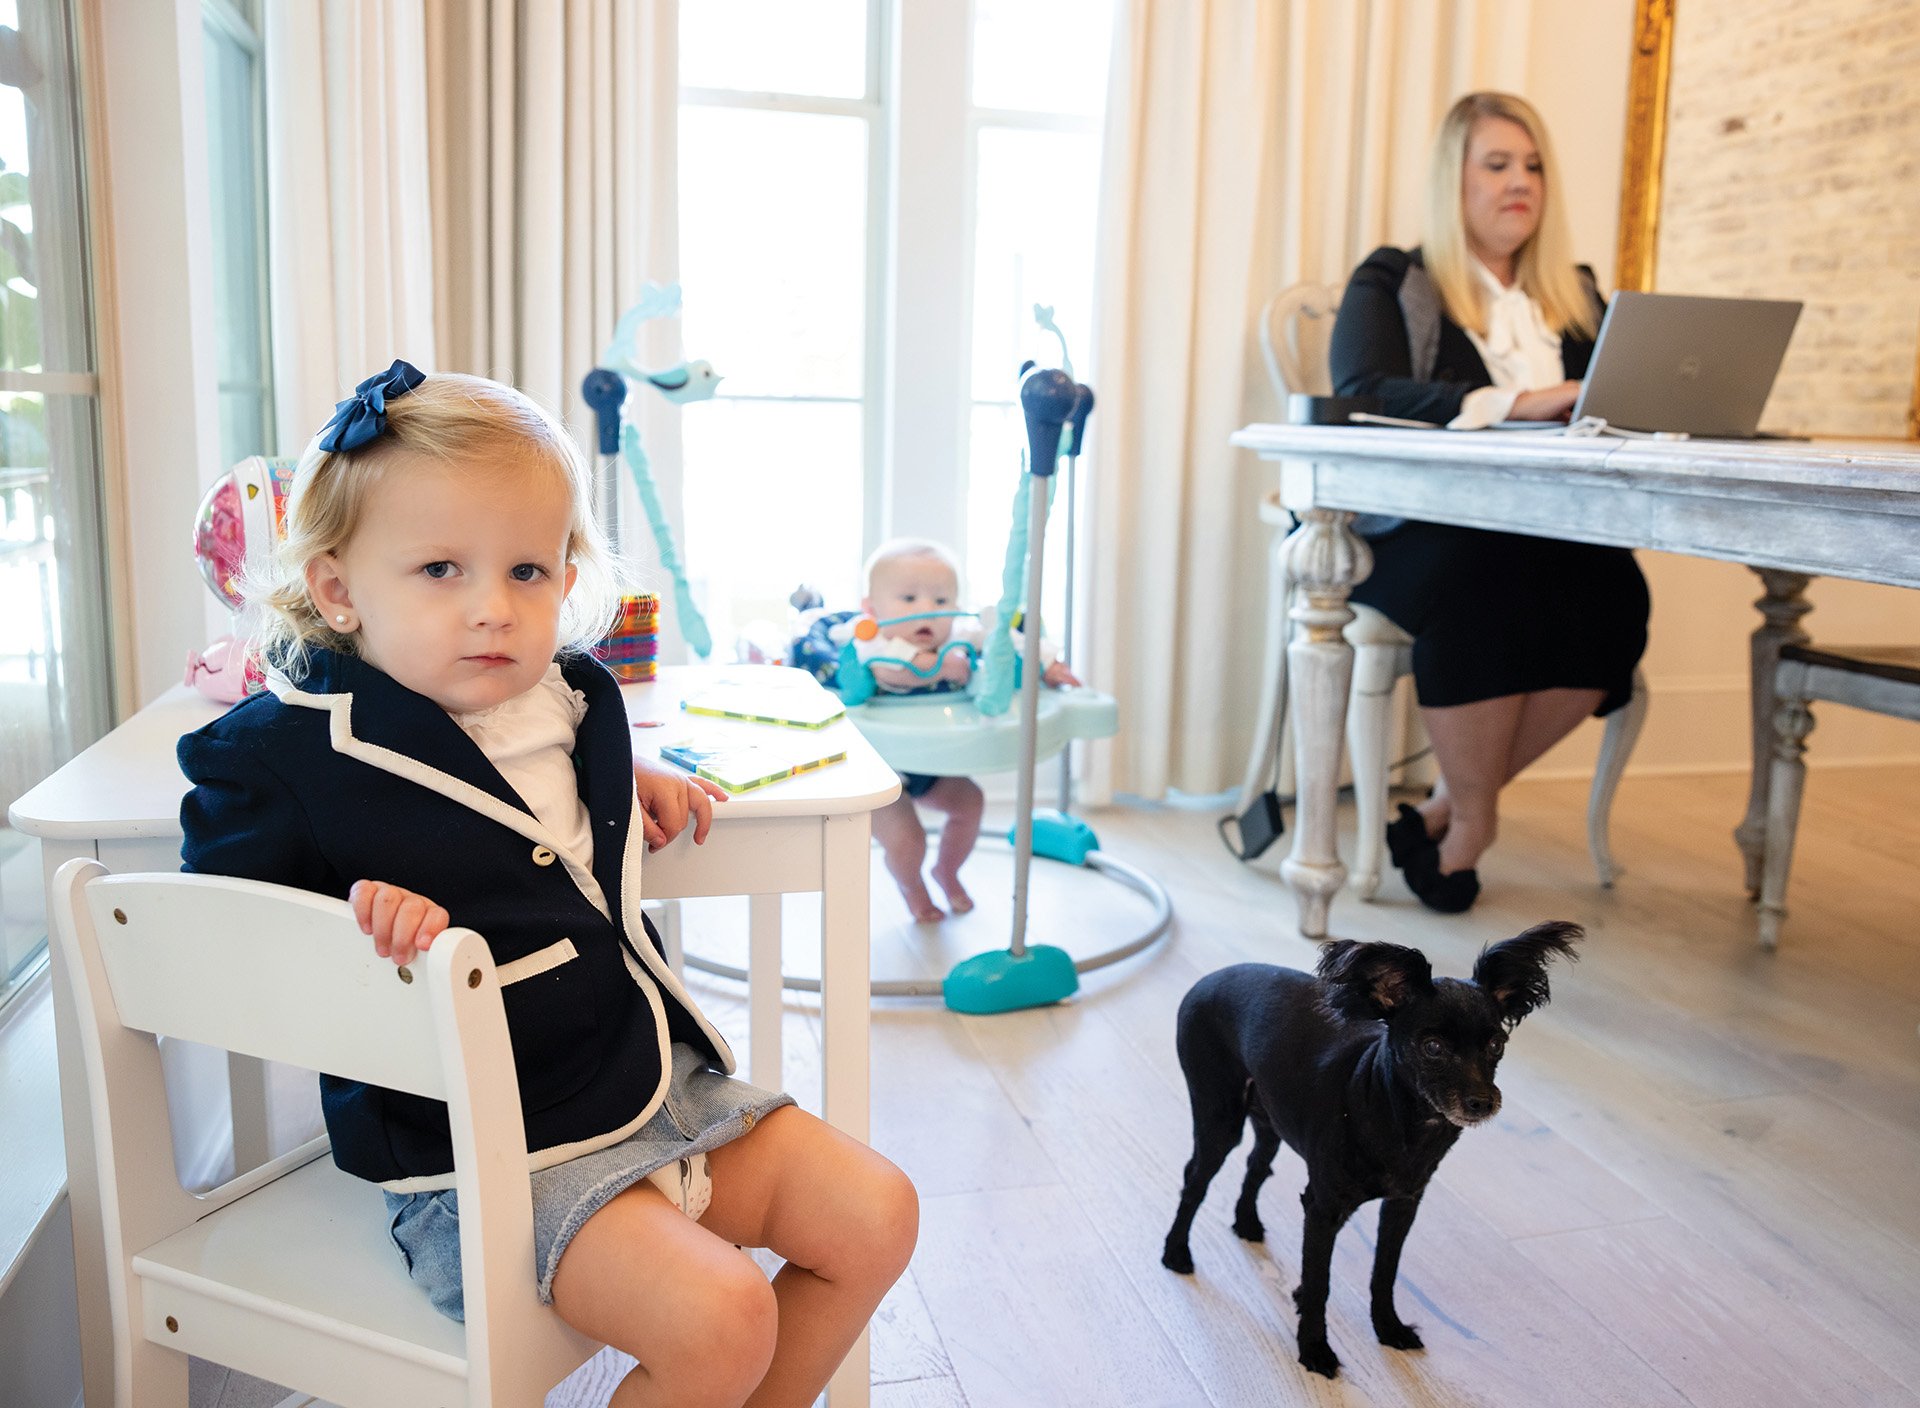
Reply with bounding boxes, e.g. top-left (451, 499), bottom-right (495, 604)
top-left (1734, 569), bottom-right (1813, 895)
top-left (1236, 503), bottom-right (1294, 810)
top-left (747, 893), bottom-right (782, 1091)
top-left (1279, 510), bottom-right (1370, 939)
top-left (820, 813), bottom-right (872, 1408)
